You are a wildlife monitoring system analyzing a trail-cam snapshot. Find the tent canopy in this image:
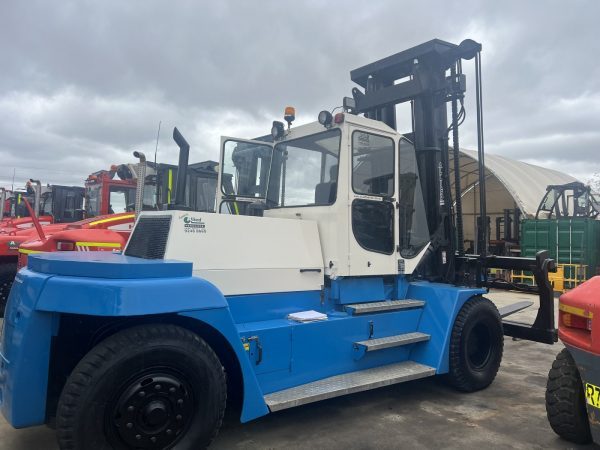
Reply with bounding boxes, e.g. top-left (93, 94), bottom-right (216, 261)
top-left (449, 149), bottom-right (577, 219)
top-left (447, 149), bottom-right (577, 246)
